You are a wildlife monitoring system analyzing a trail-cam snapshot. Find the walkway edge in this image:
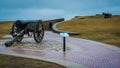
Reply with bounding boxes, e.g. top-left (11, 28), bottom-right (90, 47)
top-left (52, 22), bottom-right (80, 35)
top-left (0, 52), bottom-right (87, 68)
